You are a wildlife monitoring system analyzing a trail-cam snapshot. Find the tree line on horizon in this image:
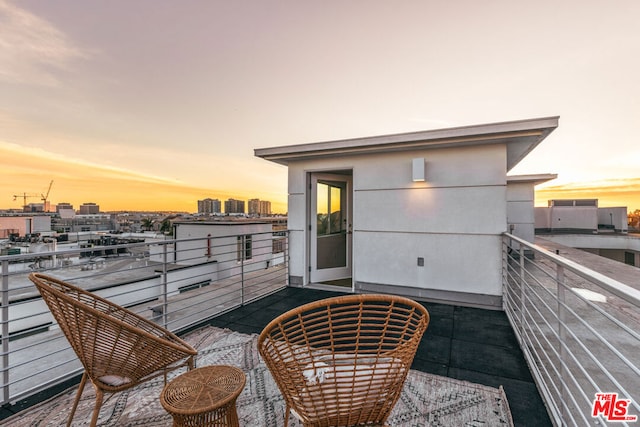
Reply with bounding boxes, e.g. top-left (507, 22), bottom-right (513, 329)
top-left (629, 210), bottom-right (640, 231)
